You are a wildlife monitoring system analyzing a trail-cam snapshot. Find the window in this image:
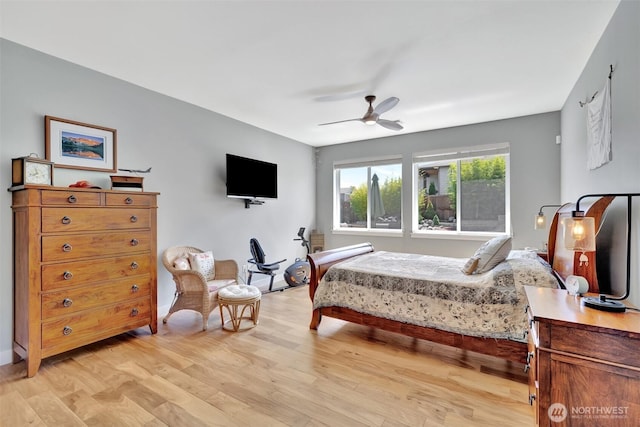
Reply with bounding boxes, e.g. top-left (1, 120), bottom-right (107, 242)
top-left (412, 144), bottom-right (510, 235)
top-left (334, 157), bottom-right (402, 232)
